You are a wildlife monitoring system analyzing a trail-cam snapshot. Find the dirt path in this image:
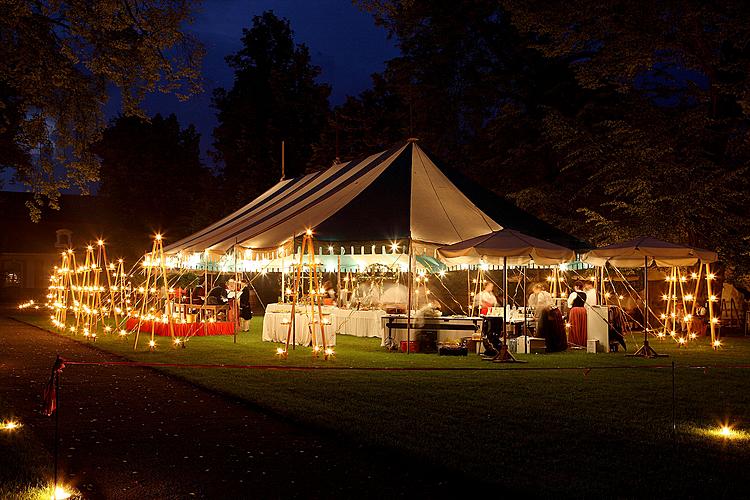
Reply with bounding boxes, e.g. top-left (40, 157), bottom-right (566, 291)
top-left (0, 316), bottom-right (489, 499)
